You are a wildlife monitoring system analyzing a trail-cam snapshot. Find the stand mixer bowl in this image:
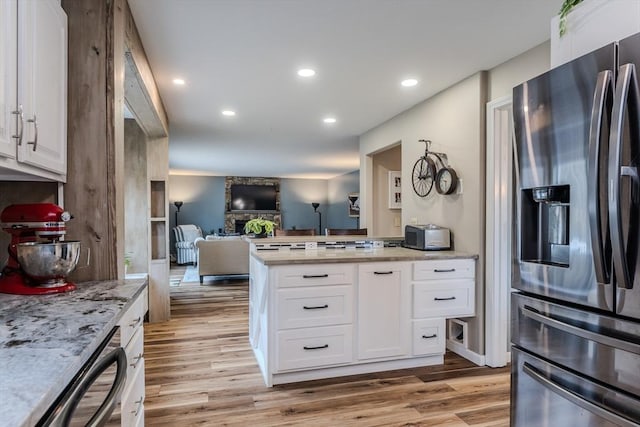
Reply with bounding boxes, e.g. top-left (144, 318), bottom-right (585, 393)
top-left (16, 241), bottom-right (81, 286)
